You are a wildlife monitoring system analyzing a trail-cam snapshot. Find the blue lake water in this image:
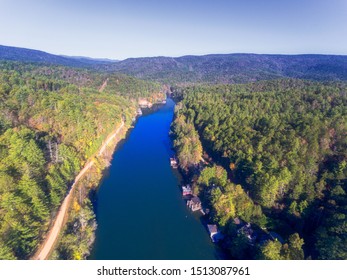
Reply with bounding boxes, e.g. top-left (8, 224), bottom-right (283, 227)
top-left (90, 98), bottom-right (219, 260)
